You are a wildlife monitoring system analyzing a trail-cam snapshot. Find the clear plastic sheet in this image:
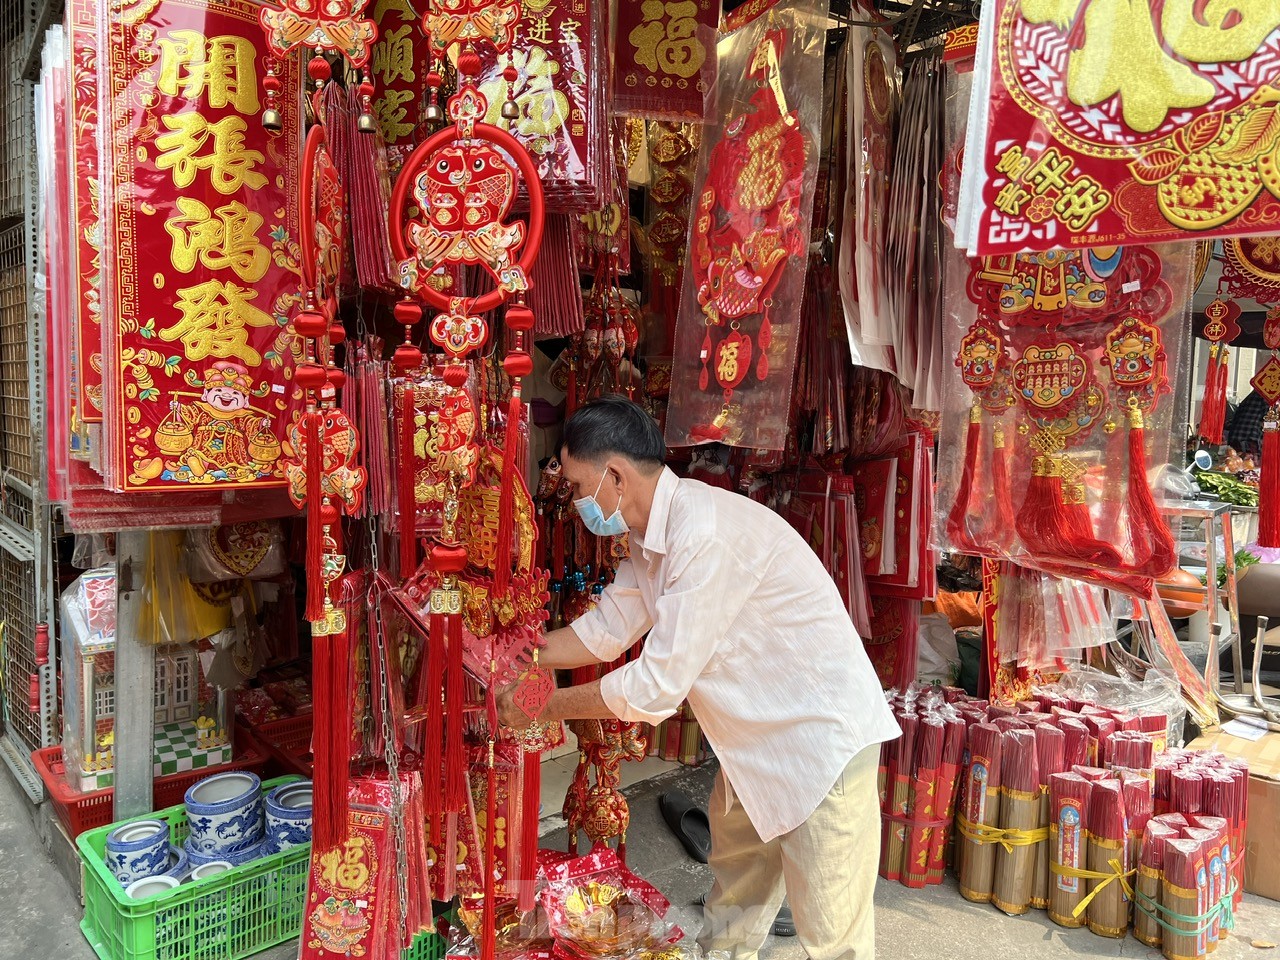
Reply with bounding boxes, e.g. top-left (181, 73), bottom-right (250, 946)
top-left (665, 0), bottom-right (830, 450)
